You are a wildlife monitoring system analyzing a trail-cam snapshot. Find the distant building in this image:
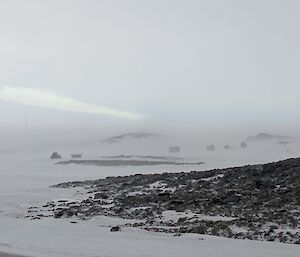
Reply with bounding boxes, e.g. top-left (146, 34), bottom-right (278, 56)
top-left (71, 153), bottom-right (83, 158)
top-left (240, 141), bottom-right (248, 148)
top-left (224, 145), bottom-right (230, 150)
top-left (169, 146), bottom-right (180, 153)
top-left (206, 144), bottom-right (215, 151)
